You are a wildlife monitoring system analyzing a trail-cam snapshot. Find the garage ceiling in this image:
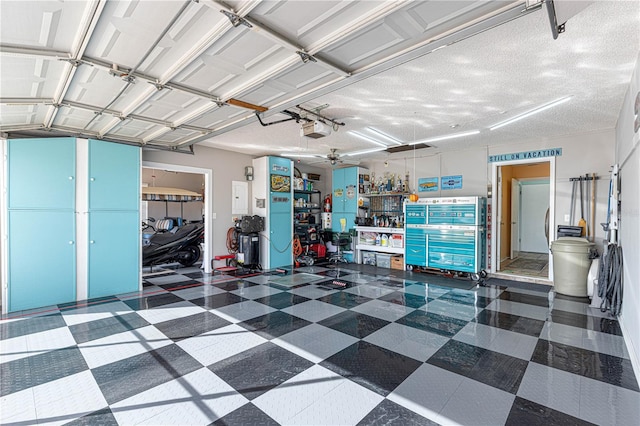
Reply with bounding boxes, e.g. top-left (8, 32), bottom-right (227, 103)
top-left (1, 1), bottom-right (639, 164)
